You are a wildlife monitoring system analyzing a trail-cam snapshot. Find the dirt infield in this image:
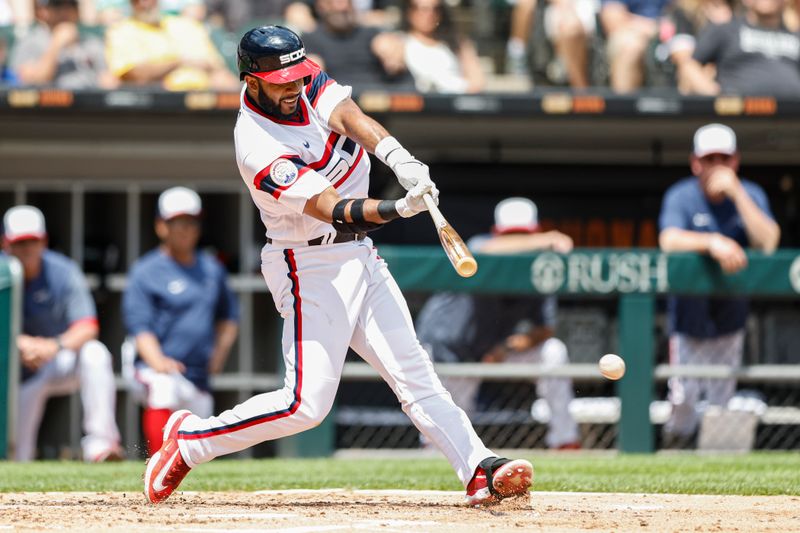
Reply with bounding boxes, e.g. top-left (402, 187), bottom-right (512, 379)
top-left (1, 490), bottom-right (799, 532)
